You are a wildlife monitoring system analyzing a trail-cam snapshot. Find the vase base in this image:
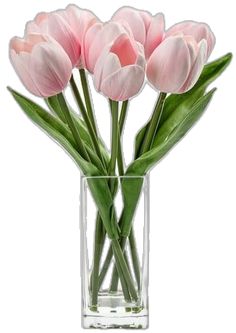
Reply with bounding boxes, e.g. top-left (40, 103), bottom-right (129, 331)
top-left (82, 314), bottom-right (148, 329)
top-left (82, 292), bottom-right (148, 329)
